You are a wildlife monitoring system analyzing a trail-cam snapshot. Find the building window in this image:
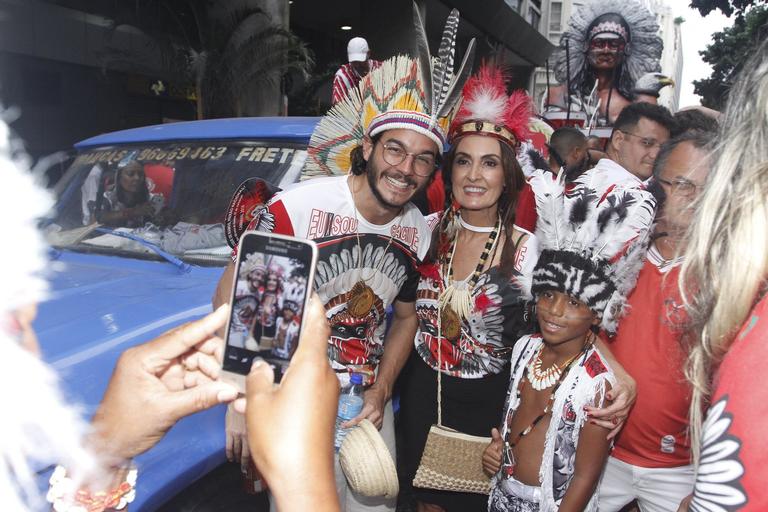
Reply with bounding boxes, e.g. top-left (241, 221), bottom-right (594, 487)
top-left (550, 2), bottom-right (562, 32)
top-left (505, 0), bottom-right (521, 11)
top-left (528, 7), bottom-right (541, 31)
